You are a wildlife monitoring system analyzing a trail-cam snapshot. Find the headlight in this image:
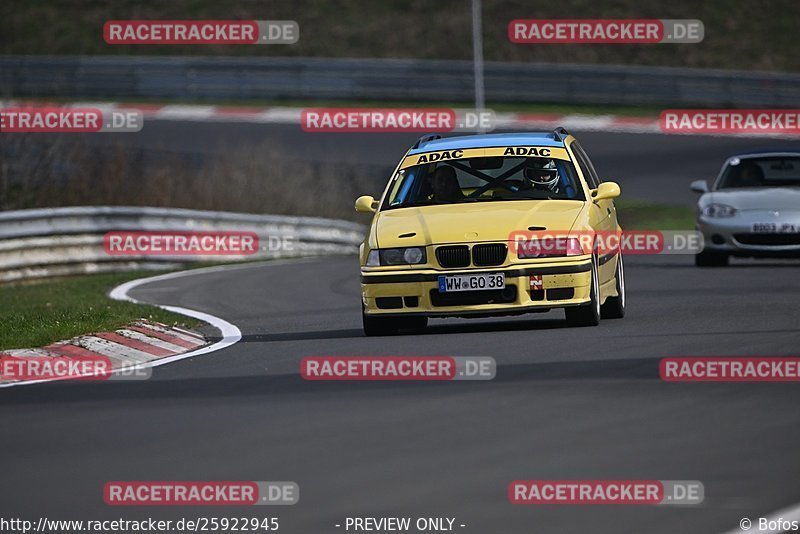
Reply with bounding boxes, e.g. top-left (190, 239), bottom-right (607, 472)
top-left (380, 247), bottom-right (427, 265)
top-left (518, 237), bottom-right (585, 258)
top-left (402, 247), bottom-right (425, 264)
top-left (702, 204), bottom-right (737, 218)
top-left (365, 247), bottom-right (427, 266)
top-left (366, 250), bottom-right (380, 266)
